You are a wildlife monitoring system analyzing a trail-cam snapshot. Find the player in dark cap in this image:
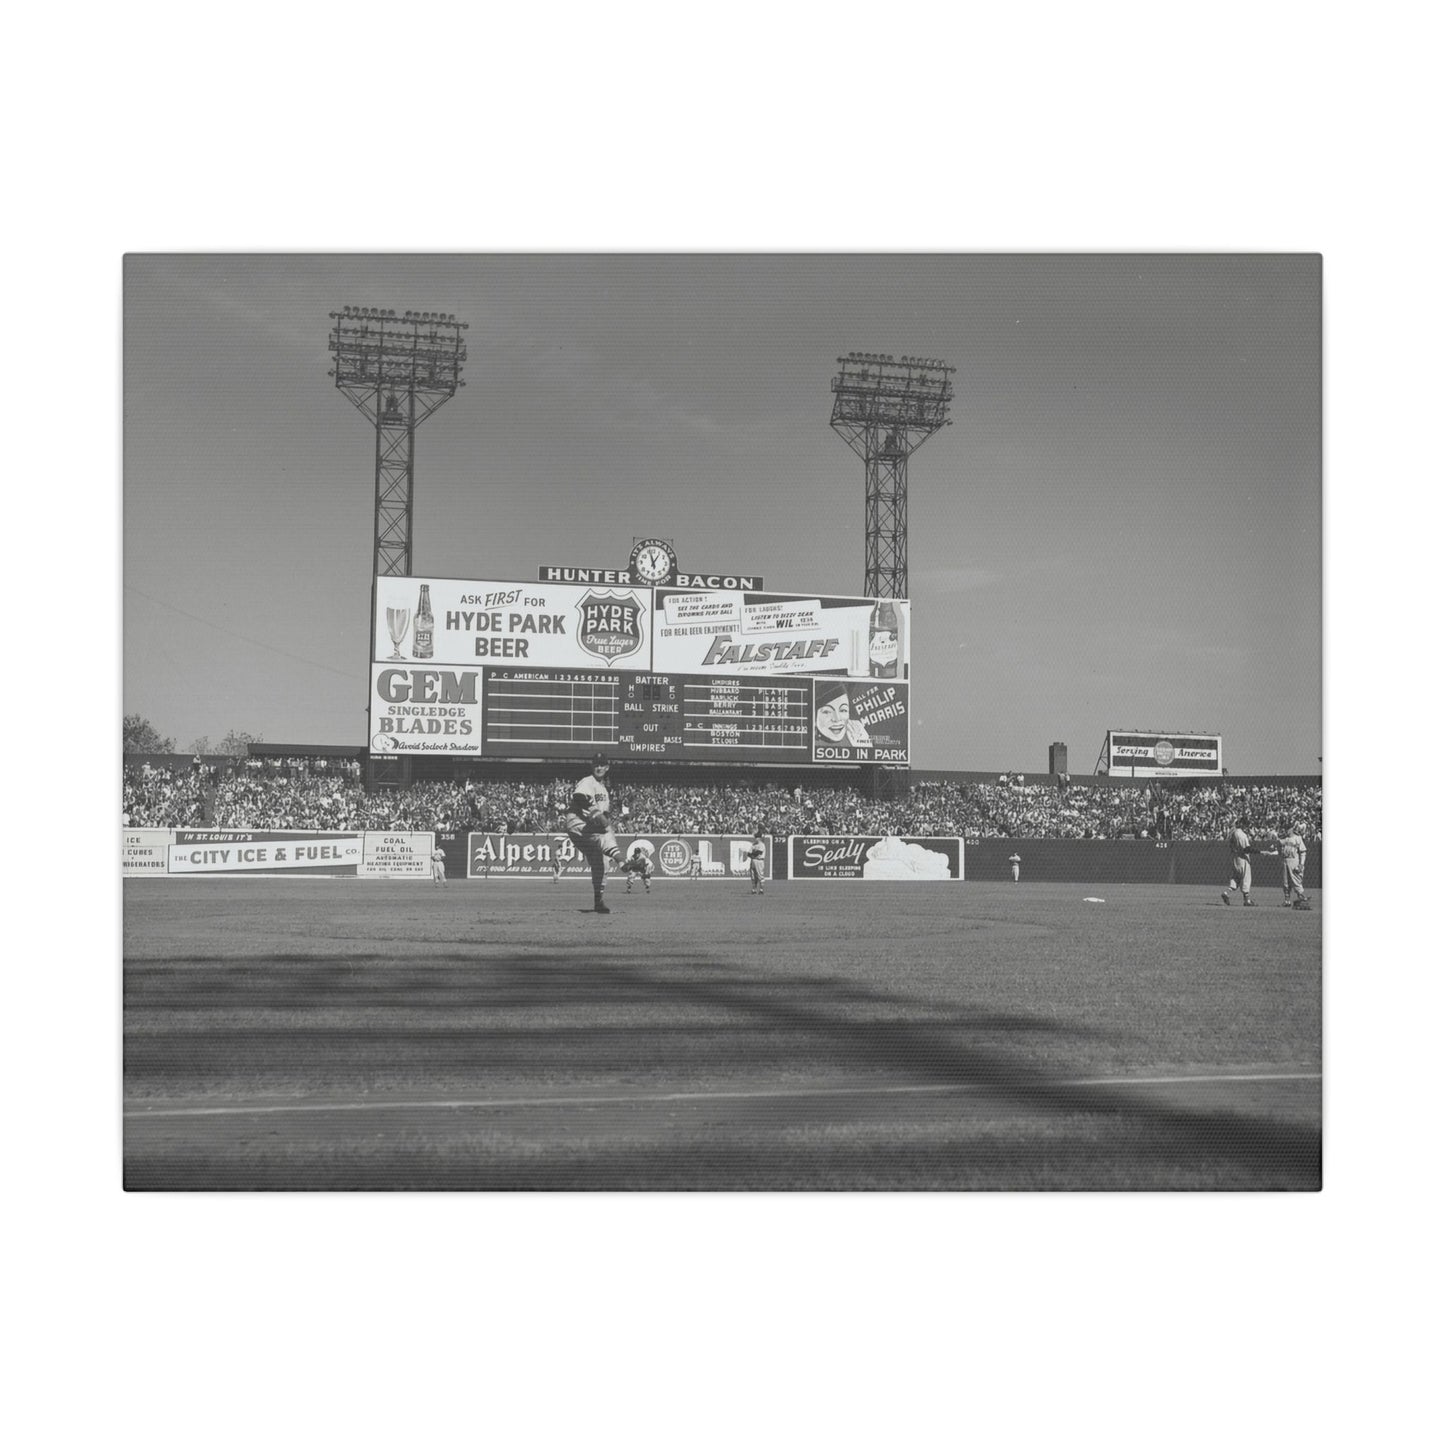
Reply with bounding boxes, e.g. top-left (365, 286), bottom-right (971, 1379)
top-left (1277, 821), bottom-right (1311, 909)
top-left (747, 828), bottom-right (767, 895)
top-left (565, 753), bottom-right (622, 913)
top-left (621, 840), bottom-right (654, 894)
top-left (1220, 815), bottom-right (1261, 906)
